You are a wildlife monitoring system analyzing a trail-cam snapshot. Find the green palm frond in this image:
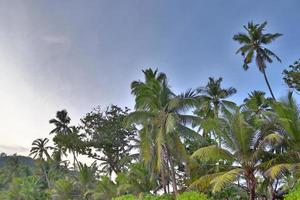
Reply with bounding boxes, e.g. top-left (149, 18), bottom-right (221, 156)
top-left (272, 94), bottom-right (300, 142)
top-left (259, 133), bottom-right (285, 149)
top-left (211, 168), bottom-right (243, 193)
top-left (125, 111), bottom-right (155, 126)
top-left (189, 172), bottom-right (224, 191)
top-left (191, 145), bottom-right (234, 162)
top-left (265, 163), bottom-right (293, 179)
